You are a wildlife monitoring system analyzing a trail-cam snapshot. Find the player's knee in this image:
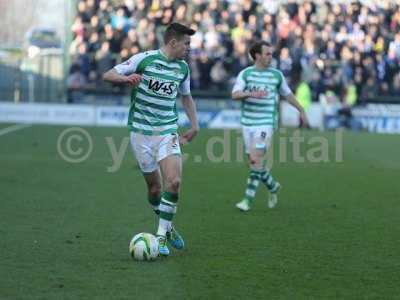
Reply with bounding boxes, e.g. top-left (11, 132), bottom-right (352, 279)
top-left (167, 177), bottom-right (181, 193)
top-left (249, 152), bottom-right (263, 167)
top-left (249, 155), bottom-right (258, 166)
